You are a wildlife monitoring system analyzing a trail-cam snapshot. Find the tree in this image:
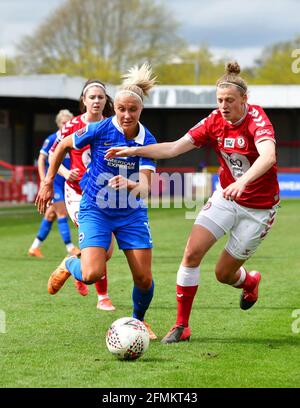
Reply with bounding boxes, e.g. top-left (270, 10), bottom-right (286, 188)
top-left (156, 46), bottom-right (228, 85)
top-left (15, 0), bottom-right (185, 83)
top-left (0, 53), bottom-right (18, 76)
top-left (253, 36), bottom-right (300, 84)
